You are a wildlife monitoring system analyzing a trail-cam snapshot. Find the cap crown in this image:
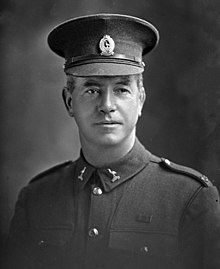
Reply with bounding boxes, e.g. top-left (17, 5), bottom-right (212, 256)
top-left (48, 14), bottom-right (159, 76)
